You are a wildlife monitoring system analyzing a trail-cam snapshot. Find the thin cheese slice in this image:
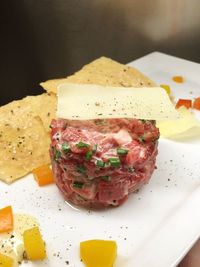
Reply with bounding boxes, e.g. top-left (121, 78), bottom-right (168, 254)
top-left (57, 83), bottom-right (178, 120)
